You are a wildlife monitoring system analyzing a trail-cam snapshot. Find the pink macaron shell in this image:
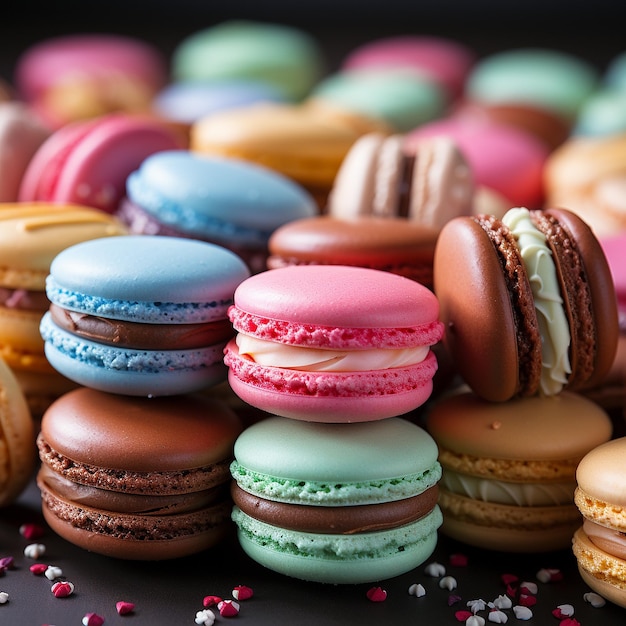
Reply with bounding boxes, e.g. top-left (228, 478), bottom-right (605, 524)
top-left (225, 348), bottom-right (438, 422)
top-left (406, 117), bottom-right (549, 209)
top-left (230, 265), bottom-right (441, 336)
top-left (342, 36), bottom-right (476, 101)
top-left (18, 114), bottom-right (182, 213)
top-left (601, 234), bottom-right (626, 313)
